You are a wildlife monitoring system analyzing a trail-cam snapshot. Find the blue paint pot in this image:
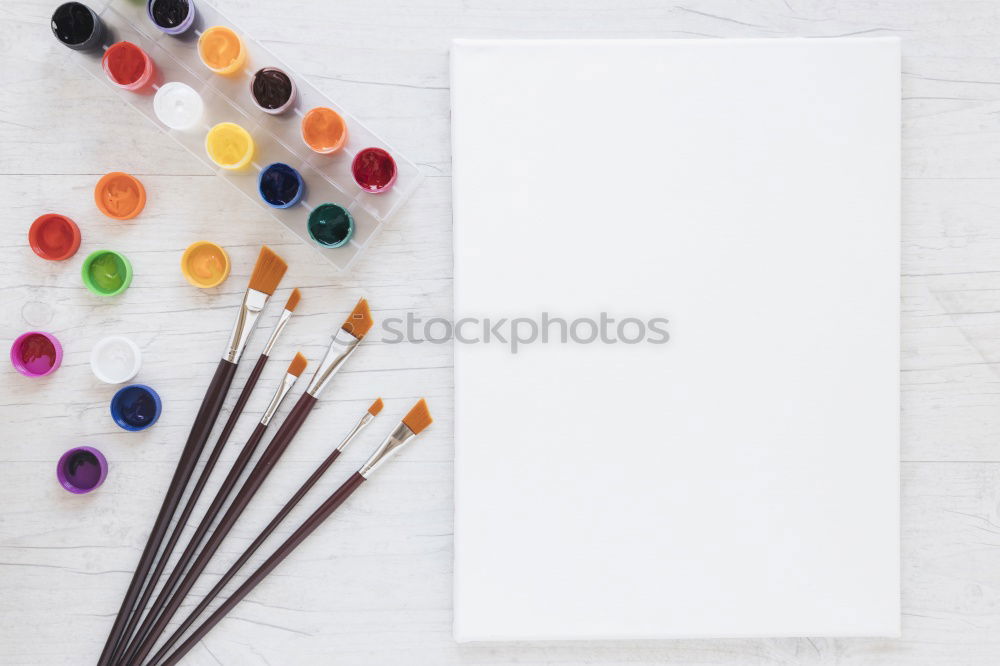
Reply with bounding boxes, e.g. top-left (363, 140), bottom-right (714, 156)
top-left (258, 162), bottom-right (304, 209)
top-left (110, 384), bottom-right (162, 431)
